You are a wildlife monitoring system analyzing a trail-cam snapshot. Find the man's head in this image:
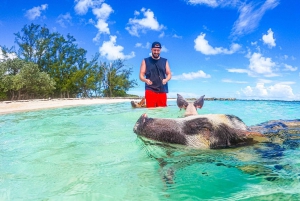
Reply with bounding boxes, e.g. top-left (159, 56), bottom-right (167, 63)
top-left (151, 41), bottom-right (161, 59)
